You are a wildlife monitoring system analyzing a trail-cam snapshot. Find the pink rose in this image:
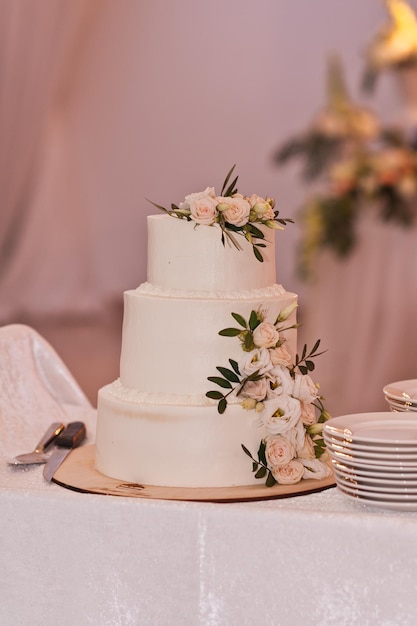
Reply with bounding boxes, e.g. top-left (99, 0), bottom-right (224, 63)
top-left (265, 435), bottom-right (295, 468)
top-left (271, 460), bottom-right (304, 484)
top-left (300, 401), bottom-right (317, 426)
top-left (252, 322), bottom-right (279, 349)
top-left (292, 373), bottom-right (318, 403)
top-left (217, 195), bottom-right (251, 226)
top-left (270, 345), bottom-right (292, 367)
top-left (241, 378), bottom-right (268, 401)
top-left (180, 188), bottom-right (218, 225)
